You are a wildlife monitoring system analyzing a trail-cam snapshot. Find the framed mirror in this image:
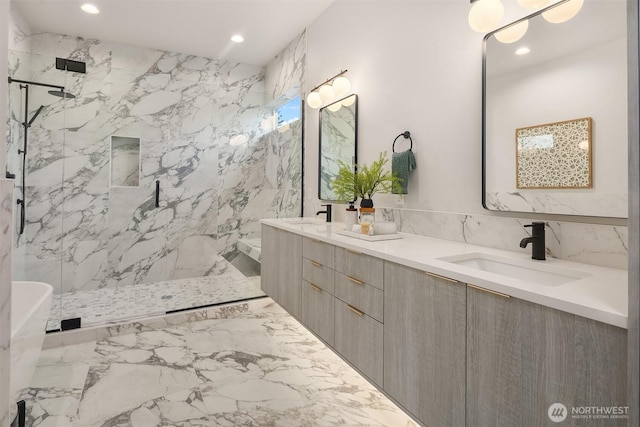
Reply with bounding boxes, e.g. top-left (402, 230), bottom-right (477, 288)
top-left (318, 94), bottom-right (358, 201)
top-left (483, 0), bottom-right (627, 218)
